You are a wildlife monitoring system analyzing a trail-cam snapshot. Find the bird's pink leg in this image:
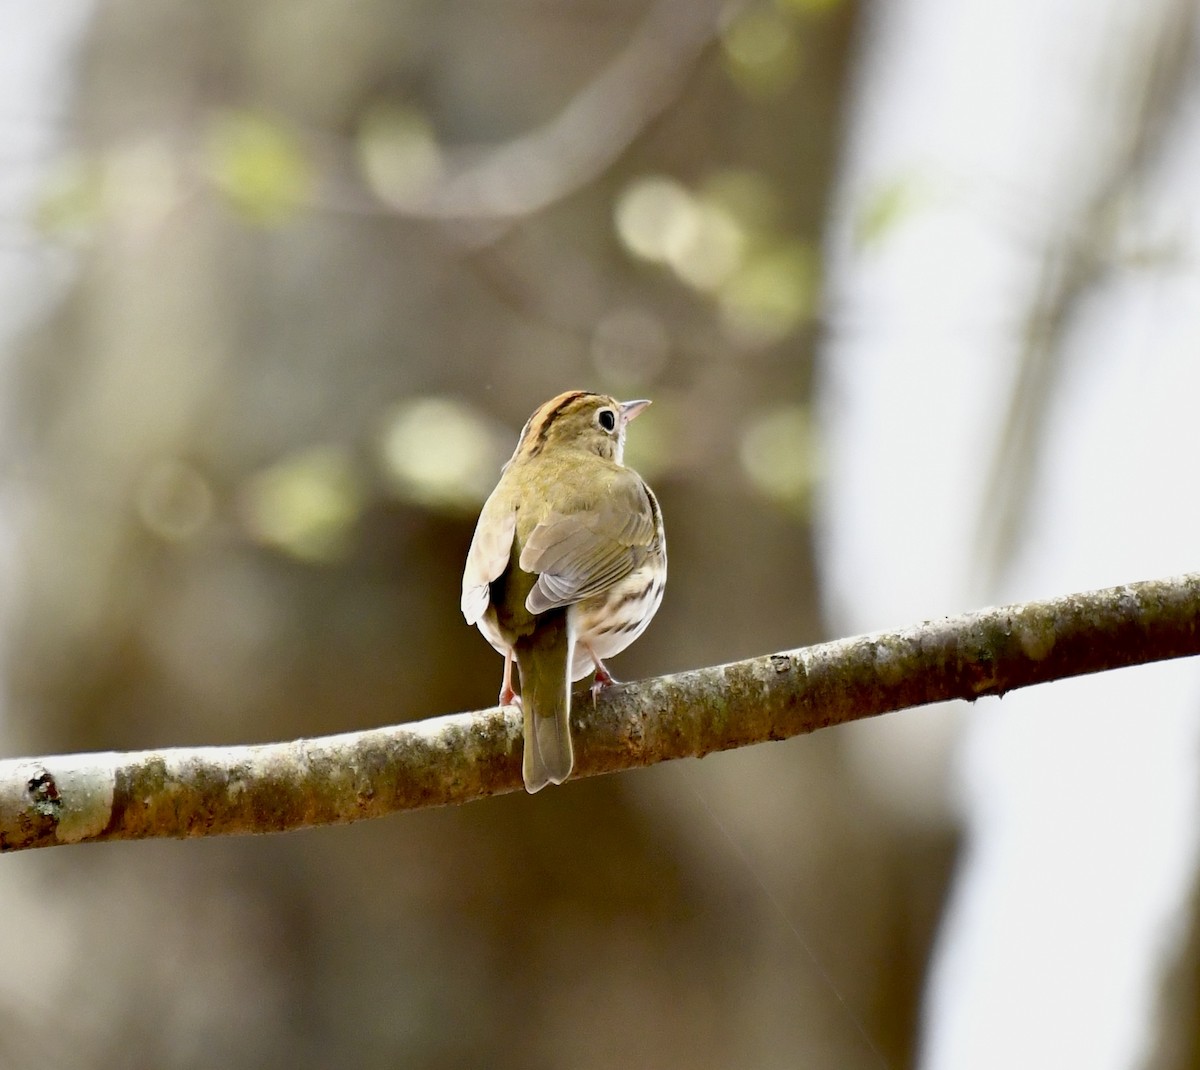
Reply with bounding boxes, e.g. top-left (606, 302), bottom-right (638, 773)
top-left (498, 649), bottom-right (519, 707)
top-left (587, 646), bottom-right (620, 705)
